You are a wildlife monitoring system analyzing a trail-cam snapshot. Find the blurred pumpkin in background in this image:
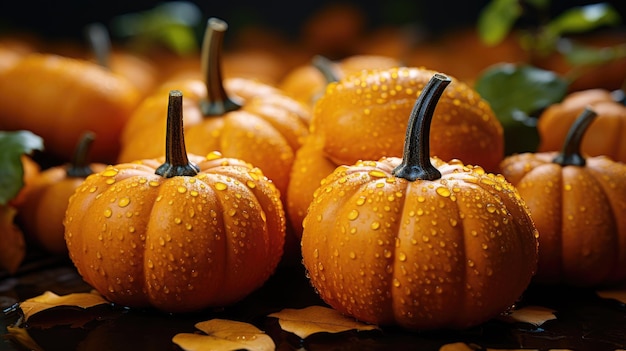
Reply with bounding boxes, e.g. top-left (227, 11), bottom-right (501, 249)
top-left (537, 88), bottom-right (626, 163)
top-left (0, 53), bottom-right (142, 164)
top-left (119, 18), bottom-right (310, 198)
top-left (17, 132), bottom-right (106, 255)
